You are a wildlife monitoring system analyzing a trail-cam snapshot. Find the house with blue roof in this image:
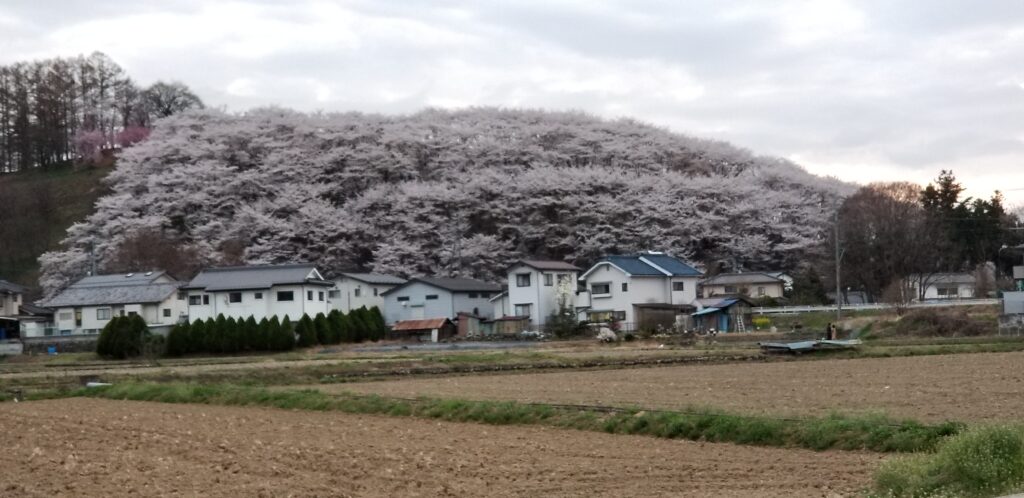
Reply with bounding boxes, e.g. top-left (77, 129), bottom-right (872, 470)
top-left (577, 251), bottom-right (703, 330)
